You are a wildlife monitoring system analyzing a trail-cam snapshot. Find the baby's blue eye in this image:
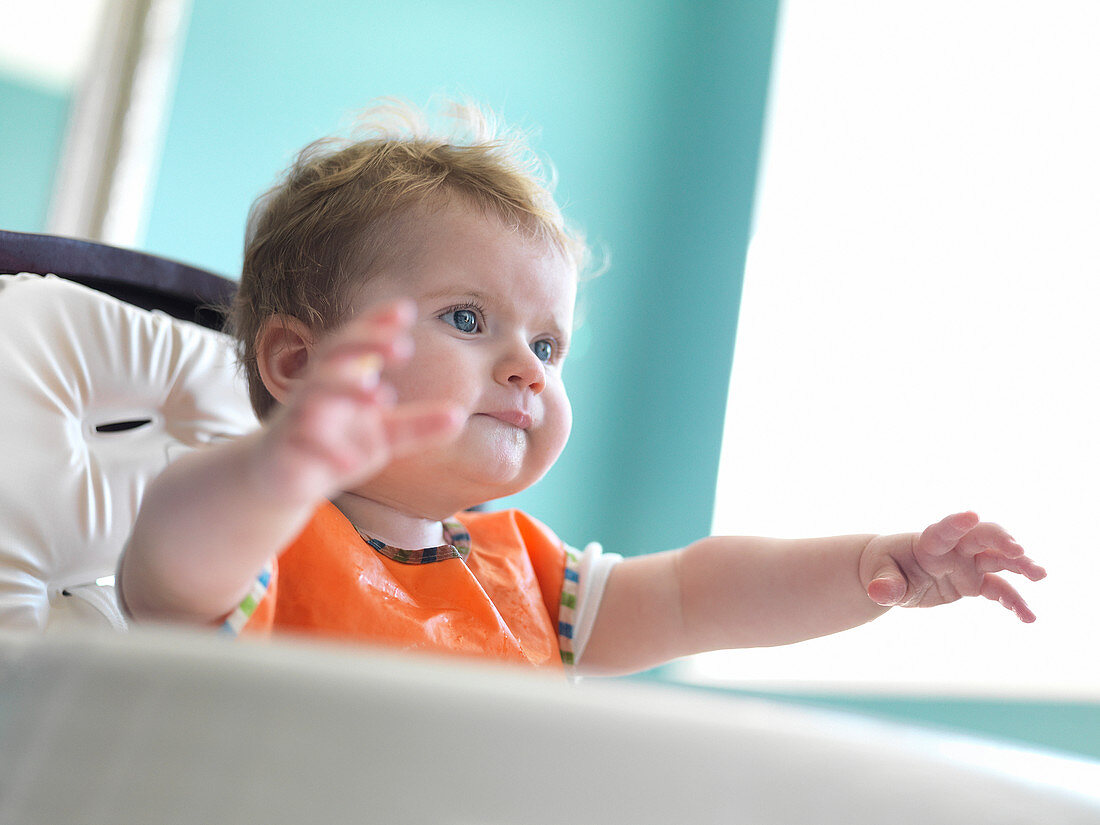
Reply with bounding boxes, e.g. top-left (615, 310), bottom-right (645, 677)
top-left (532, 339), bottom-right (553, 362)
top-left (443, 308), bottom-right (479, 333)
